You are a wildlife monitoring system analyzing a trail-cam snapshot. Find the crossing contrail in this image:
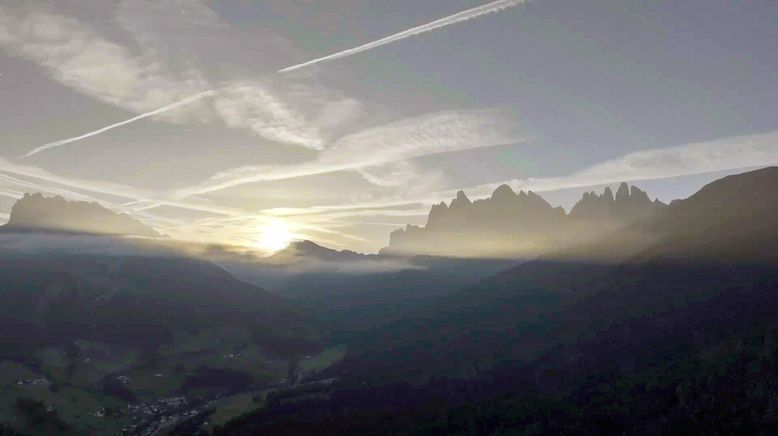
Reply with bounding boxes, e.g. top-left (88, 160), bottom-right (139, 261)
top-left (23, 91), bottom-right (215, 158)
top-left (22, 0), bottom-right (526, 158)
top-left (279, 0), bottom-right (527, 73)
